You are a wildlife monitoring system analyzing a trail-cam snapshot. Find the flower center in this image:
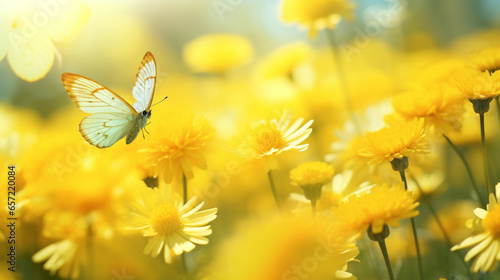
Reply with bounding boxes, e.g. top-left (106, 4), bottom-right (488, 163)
top-left (483, 204), bottom-right (500, 238)
top-left (151, 202), bottom-right (182, 235)
top-left (251, 123), bottom-right (286, 154)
